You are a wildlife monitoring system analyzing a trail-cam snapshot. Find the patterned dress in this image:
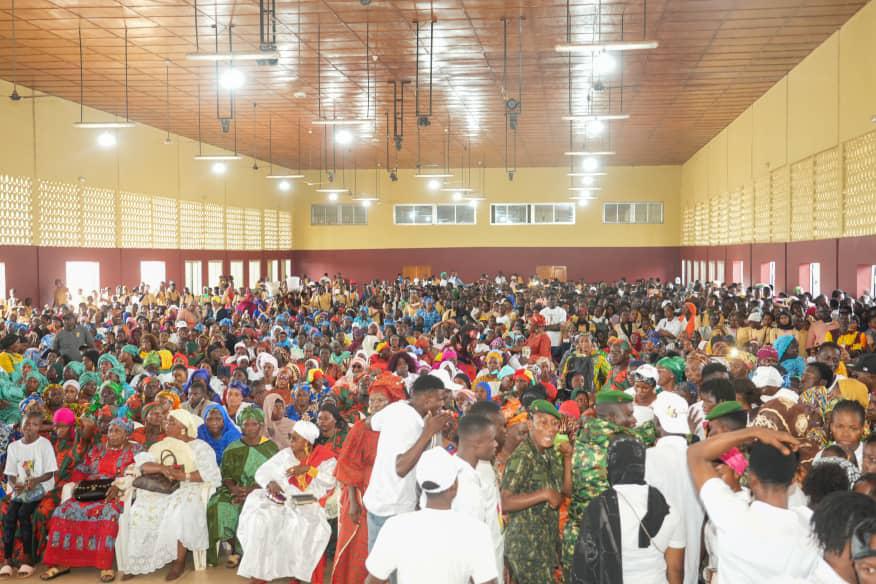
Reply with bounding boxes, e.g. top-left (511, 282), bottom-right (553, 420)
top-left (501, 436), bottom-right (564, 584)
top-left (562, 417), bottom-right (656, 574)
top-left (205, 437), bottom-right (279, 565)
top-left (42, 441), bottom-right (141, 569)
